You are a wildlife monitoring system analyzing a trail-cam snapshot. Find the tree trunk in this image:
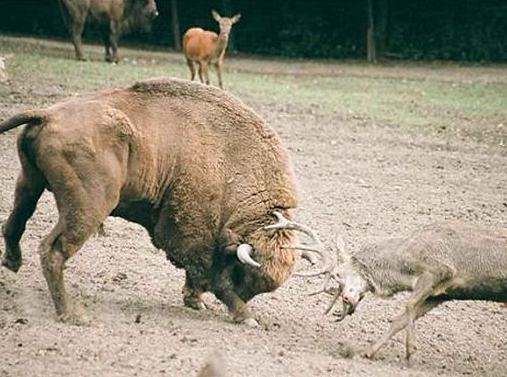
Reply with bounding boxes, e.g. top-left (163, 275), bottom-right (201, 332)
top-left (367, 0), bottom-right (377, 62)
top-left (376, 0), bottom-right (388, 58)
top-left (171, 0), bottom-right (181, 51)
